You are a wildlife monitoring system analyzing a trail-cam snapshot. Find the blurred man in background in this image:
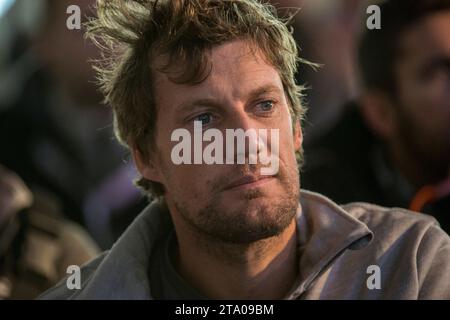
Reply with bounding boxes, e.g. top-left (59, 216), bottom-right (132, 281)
top-left (0, 0), bottom-right (147, 248)
top-left (302, 0), bottom-right (450, 233)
